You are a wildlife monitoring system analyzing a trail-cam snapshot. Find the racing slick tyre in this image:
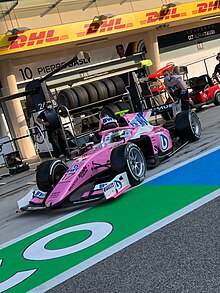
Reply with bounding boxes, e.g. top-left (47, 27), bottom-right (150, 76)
top-left (110, 76), bottom-right (126, 95)
top-left (81, 84), bottom-right (99, 103)
top-left (101, 103), bottom-right (120, 119)
top-left (213, 90), bottom-right (220, 106)
top-left (71, 86), bottom-right (89, 106)
top-left (91, 81), bottom-right (109, 100)
top-left (115, 101), bottom-right (131, 113)
top-left (174, 110), bottom-right (202, 142)
top-left (102, 78), bottom-right (117, 97)
top-left (110, 143), bottom-right (147, 186)
top-left (36, 159), bottom-right (68, 192)
top-left (58, 89), bottom-right (78, 109)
